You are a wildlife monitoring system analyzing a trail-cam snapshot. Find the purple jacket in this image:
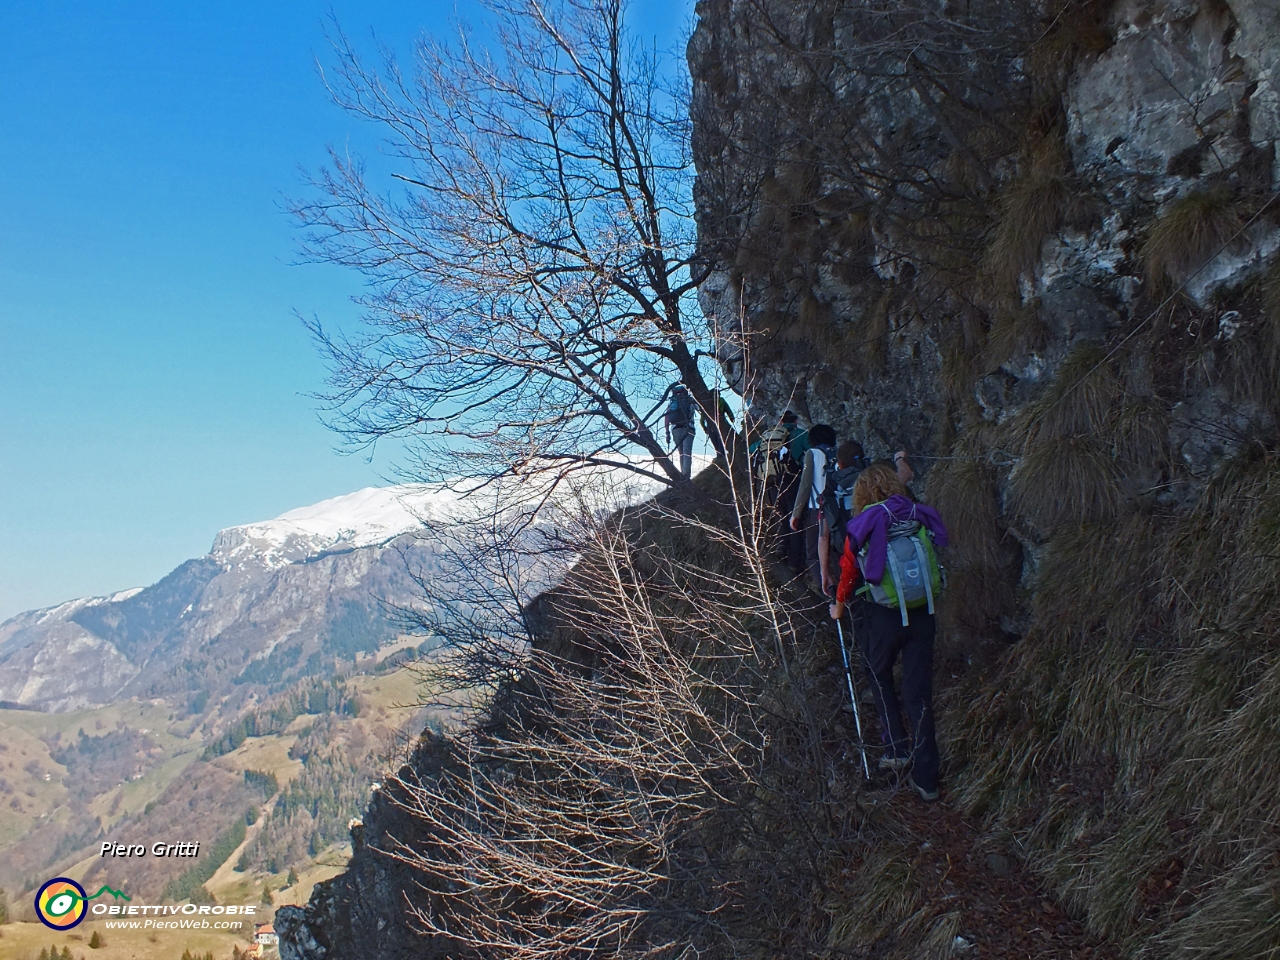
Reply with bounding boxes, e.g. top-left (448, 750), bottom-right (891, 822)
top-left (845, 494), bottom-right (949, 584)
